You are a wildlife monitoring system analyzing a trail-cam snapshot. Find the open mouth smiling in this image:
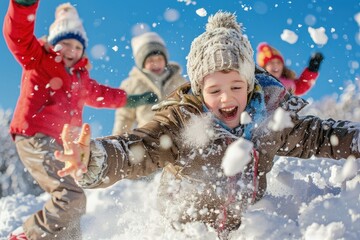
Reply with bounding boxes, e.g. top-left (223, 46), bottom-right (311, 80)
top-left (219, 106), bottom-right (238, 119)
